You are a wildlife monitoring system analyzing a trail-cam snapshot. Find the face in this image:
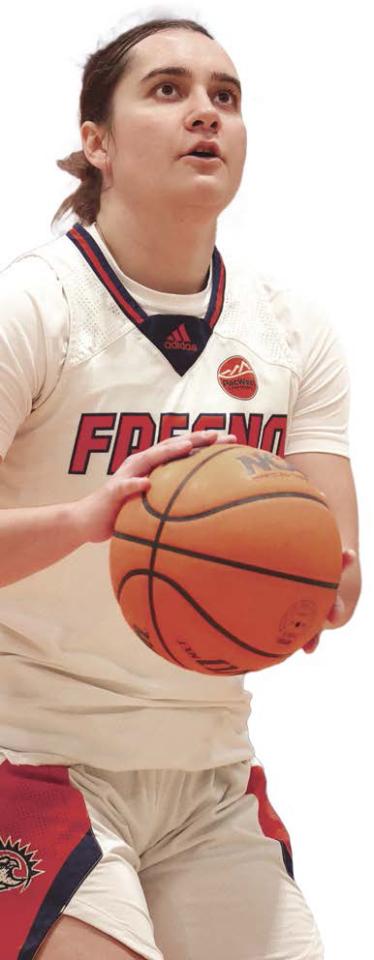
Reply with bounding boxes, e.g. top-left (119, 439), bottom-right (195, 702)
top-left (85, 28), bottom-right (247, 217)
